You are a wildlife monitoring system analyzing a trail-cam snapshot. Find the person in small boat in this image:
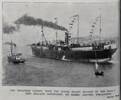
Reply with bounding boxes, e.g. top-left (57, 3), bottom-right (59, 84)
top-left (95, 62), bottom-right (104, 76)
